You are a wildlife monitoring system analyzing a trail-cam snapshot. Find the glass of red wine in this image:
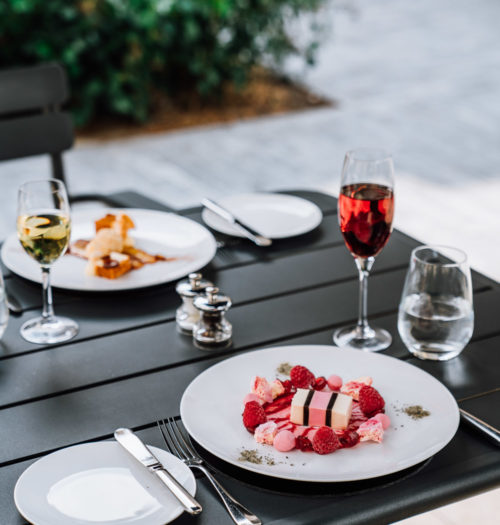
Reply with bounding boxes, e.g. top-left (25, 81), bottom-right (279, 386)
top-left (333, 148), bottom-right (395, 351)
